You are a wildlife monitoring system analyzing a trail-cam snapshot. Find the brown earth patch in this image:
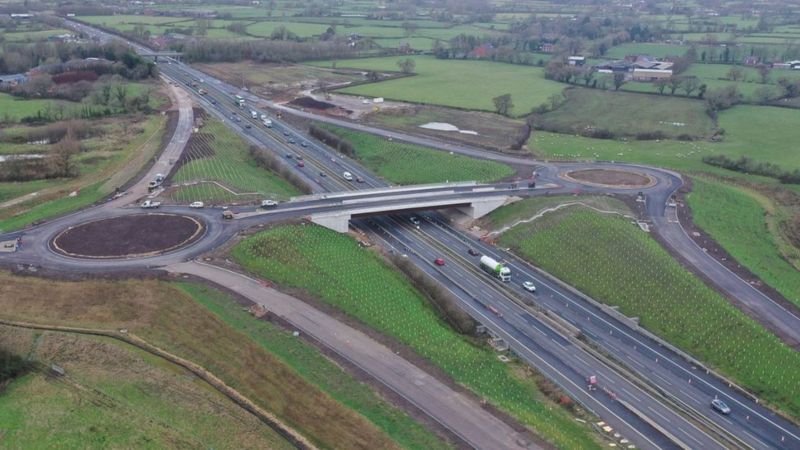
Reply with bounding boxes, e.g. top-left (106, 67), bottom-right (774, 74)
top-left (52, 214), bottom-right (204, 259)
top-left (565, 169), bottom-right (653, 188)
